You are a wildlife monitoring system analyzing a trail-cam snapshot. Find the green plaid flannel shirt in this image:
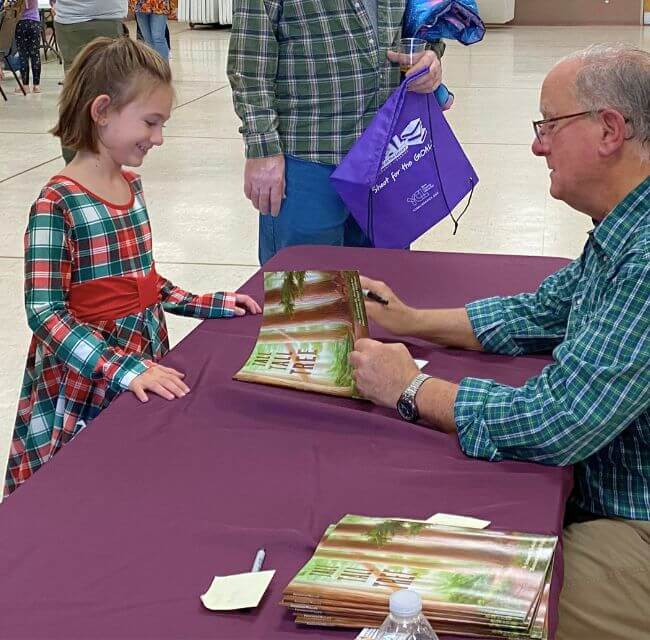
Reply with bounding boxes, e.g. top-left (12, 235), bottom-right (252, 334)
top-left (455, 177), bottom-right (650, 520)
top-left (227, 0), bottom-right (444, 164)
